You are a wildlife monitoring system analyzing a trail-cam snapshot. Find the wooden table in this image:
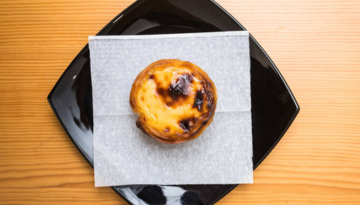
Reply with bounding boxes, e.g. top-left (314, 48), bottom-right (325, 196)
top-left (1, 0), bottom-right (359, 204)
